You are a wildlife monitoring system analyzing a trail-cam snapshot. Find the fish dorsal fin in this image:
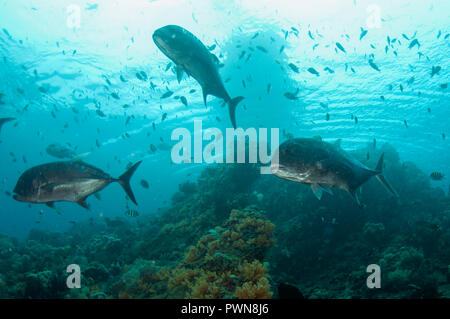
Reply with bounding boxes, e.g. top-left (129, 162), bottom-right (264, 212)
top-left (176, 65), bottom-right (184, 83)
top-left (210, 53), bottom-right (220, 67)
top-left (333, 139), bottom-right (342, 149)
top-left (312, 135), bottom-right (322, 141)
top-left (210, 53), bottom-right (224, 68)
top-left (77, 197), bottom-right (90, 210)
top-left (311, 184), bottom-right (323, 200)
